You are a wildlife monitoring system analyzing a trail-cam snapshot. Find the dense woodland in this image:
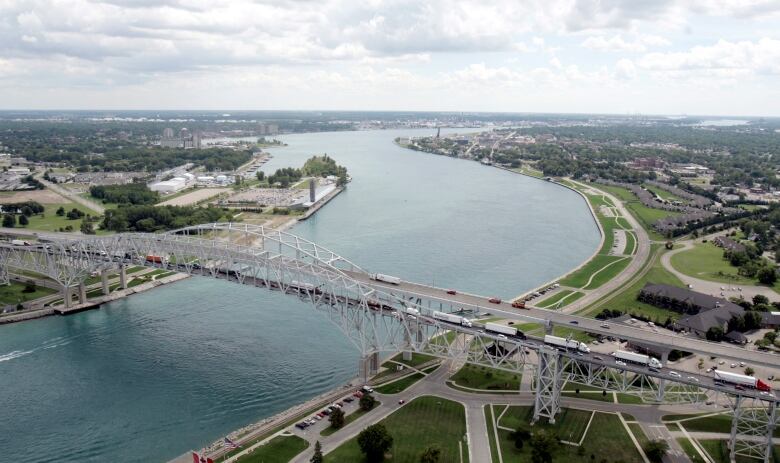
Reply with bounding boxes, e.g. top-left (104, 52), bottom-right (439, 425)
top-left (90, 183), bottom-right (159, 205)
top-left (101, 205), bottom-right (232, 232)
